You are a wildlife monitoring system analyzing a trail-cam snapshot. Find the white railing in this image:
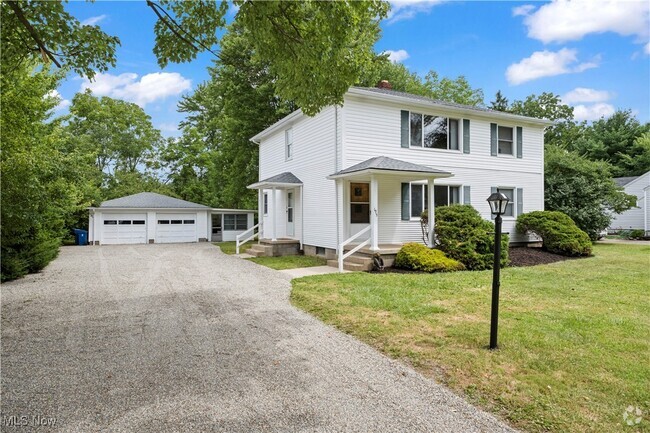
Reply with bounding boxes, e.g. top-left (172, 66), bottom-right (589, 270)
top-left (337, 225), bottom-right (371, 272)
top-left (236, 223), bottom-right (260, 255)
